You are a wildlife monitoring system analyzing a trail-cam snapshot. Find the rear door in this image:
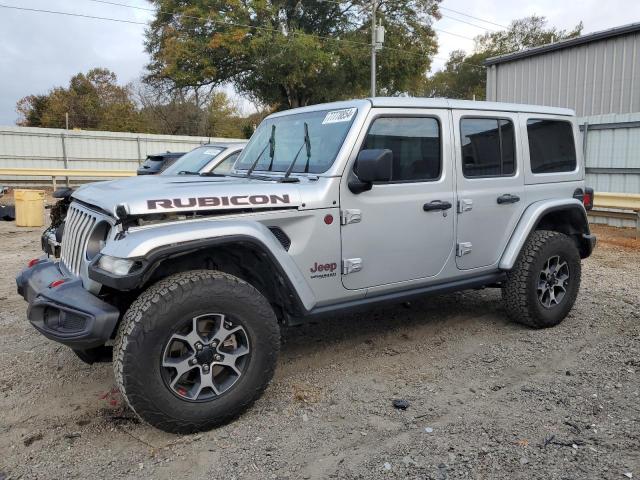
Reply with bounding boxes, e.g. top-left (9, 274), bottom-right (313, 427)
top-left (452, 110), bottom-right (525, 270)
